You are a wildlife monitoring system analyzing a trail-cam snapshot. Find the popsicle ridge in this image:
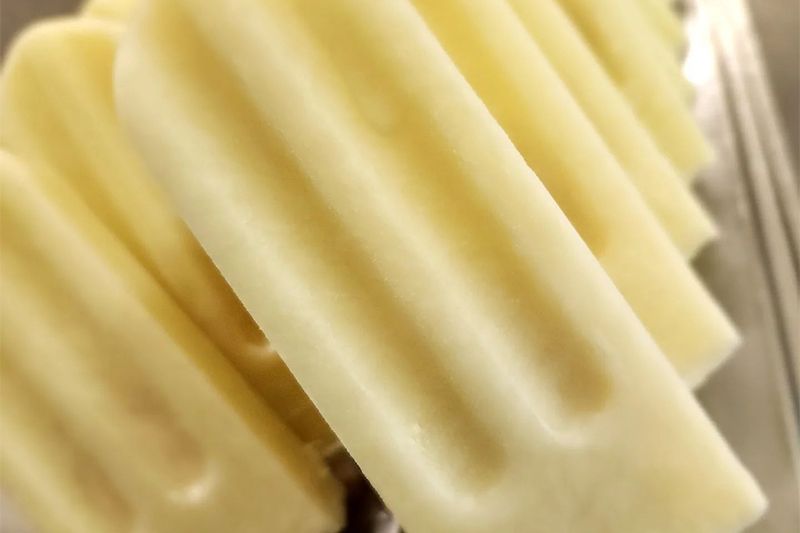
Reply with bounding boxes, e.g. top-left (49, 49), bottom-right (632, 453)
top-left (0, 18), bottom-right (334, 447)
top-left (407, 0), bottom-right (737, 383)
top-left (108, 0), bottom-right (550, 496)
top-left (116, 0), bottom-right (765, 530)
top-left (0, 151), bottom-right (345, 532)
top-left (1, 364), bottom-right (136, 533)
top-left (2, 266), bottom-right (211, 501)
top-left (507, 0), bottom-right (717, 257)
top-left (558, 0), bottom-right (714, 177)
